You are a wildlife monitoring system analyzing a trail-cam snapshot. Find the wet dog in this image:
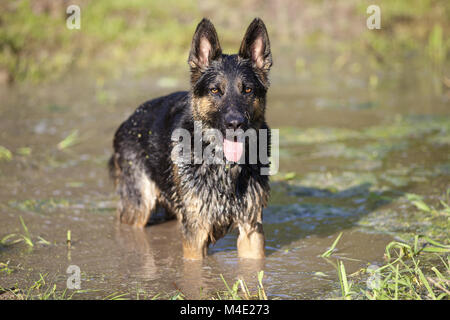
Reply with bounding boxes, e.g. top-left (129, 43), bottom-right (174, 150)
top-left (109, 18), bottom-right (272, 259)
